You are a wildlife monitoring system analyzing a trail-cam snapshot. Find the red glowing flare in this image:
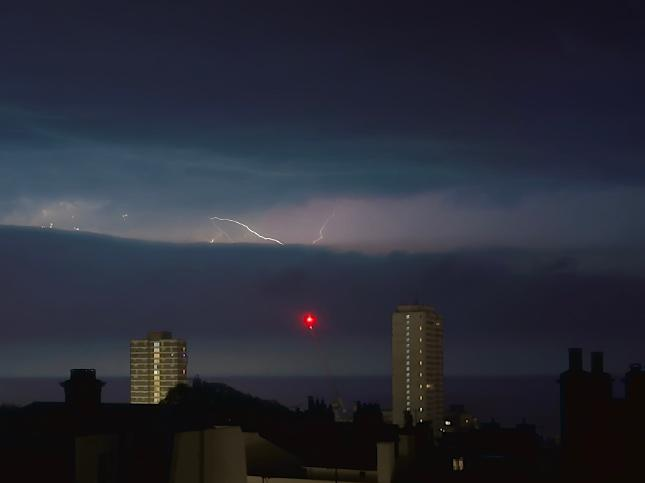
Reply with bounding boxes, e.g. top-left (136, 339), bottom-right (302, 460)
top-left (303, 313), bottom-right (317, 330)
